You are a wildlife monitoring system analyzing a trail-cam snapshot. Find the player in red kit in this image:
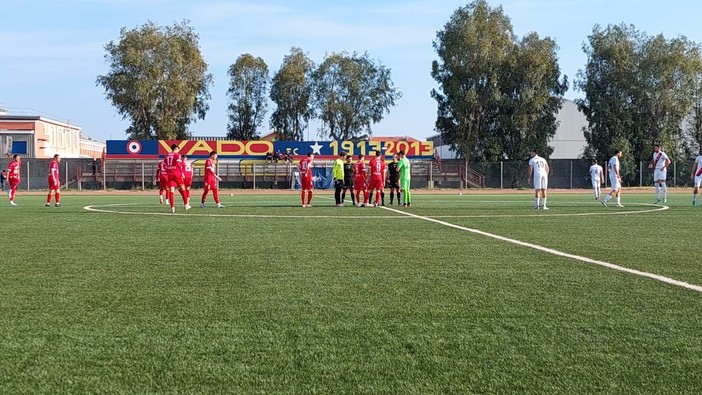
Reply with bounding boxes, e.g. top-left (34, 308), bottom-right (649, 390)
top-left (353, 154), bottom-right (369, 207)
top-left (182, 155), bottom-right (194, 201)
top-left (367, 151), bottom-right (386, 207)
top-left (7, 154), bottom-right (21, 206)
top-left (299, 152), bottom-right (314, 207)
top-left (164, 144), bottom-right (191, 213)
top-left (156, 159), bottom-right (169, 205)
top-left (201, 151), bottom-right (224, 208)
top-left (46, 154), bottom-right (61, 207)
